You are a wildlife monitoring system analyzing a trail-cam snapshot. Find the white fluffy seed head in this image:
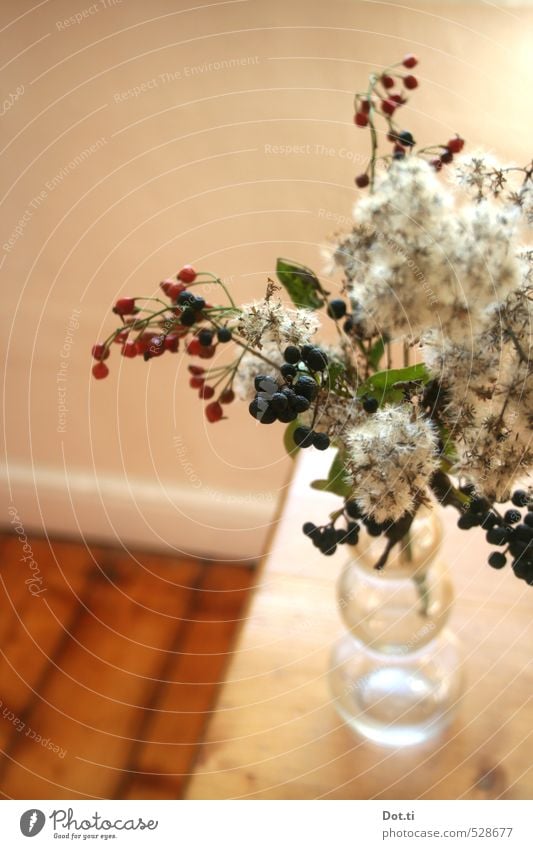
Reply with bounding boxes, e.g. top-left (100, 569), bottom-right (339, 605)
top-left (345, 404), bottom-right (440, 522)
